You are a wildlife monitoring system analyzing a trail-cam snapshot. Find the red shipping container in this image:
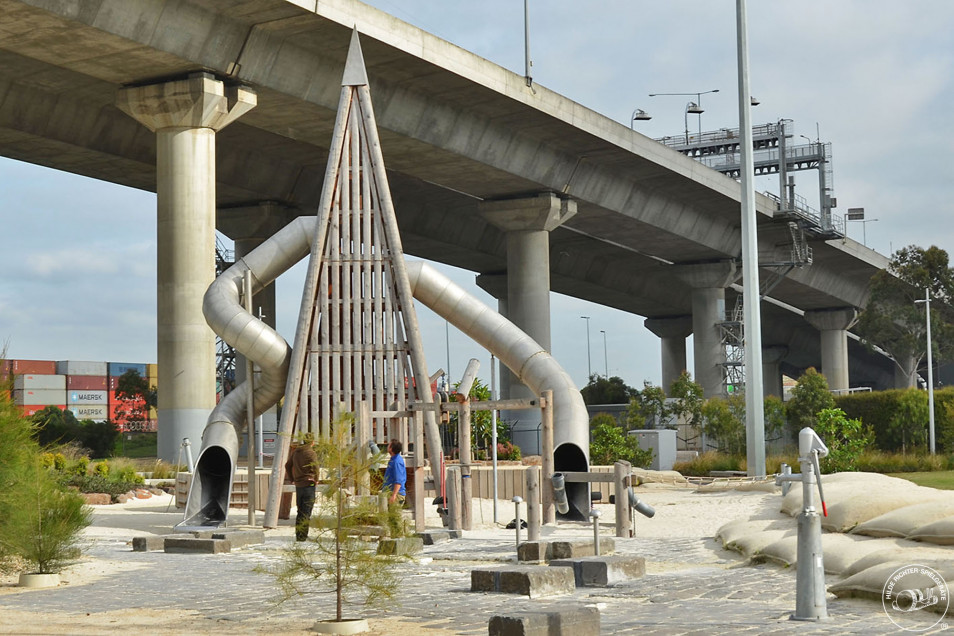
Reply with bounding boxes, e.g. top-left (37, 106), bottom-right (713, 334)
top-left (109, 402), bottom-right (146, 419)
top-left (67, 375), bottom-right (108, 391)
top-left (12, 360), bottom-right (56, 375)
top-left (19, 404), bottom-right (66, 417)
top-left (108, 391), bottom-right (146, 406)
